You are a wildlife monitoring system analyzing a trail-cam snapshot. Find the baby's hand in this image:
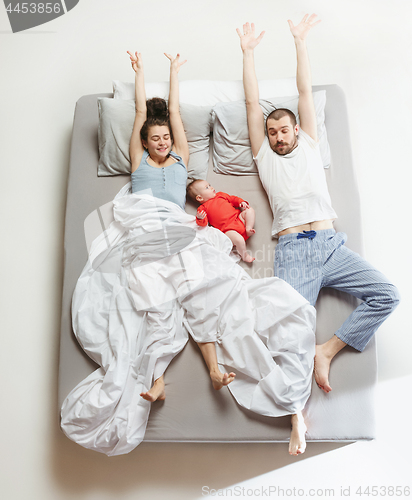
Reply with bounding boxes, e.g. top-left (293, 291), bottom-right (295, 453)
top-left (196, 210), bottom-right (207, 219)
top-left (239, 202), bottom-right (250, 210)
